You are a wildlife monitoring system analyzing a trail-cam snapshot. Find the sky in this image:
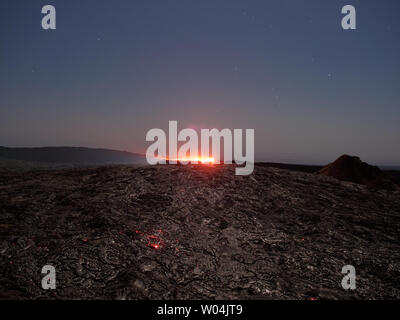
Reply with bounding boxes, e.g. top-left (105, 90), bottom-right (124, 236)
top-left (0, 0), bottom-right (399, 165)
